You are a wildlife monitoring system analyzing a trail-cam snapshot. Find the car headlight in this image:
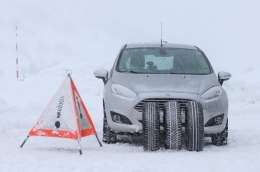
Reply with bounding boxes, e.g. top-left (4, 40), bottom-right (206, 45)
top-left (111, 84), bottom-right (136, 99)
top-left (201, 86), bottom-right (222, 100)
